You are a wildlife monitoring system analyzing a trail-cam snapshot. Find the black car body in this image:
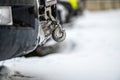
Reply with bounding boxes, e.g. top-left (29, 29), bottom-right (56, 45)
top-left (57, 0), bottom-right (84, 24)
